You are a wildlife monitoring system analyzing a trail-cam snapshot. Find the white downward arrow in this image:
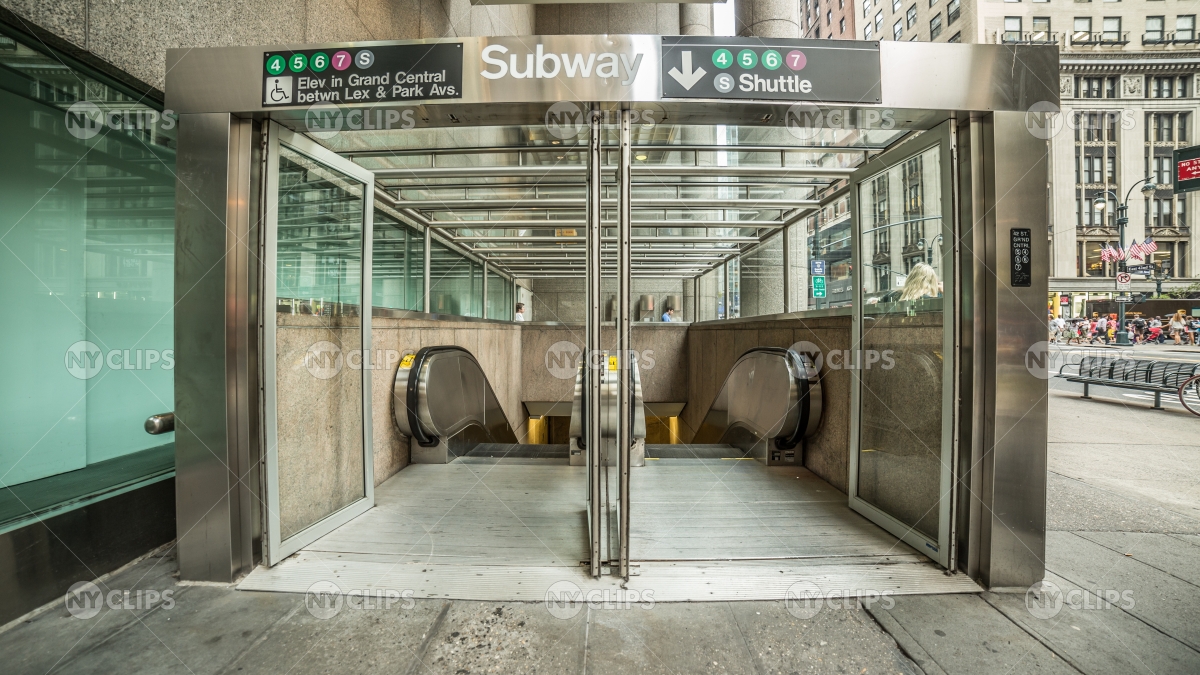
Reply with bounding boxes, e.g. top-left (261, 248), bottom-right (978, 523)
top-left (668, 51), bottom-right (707, 90)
